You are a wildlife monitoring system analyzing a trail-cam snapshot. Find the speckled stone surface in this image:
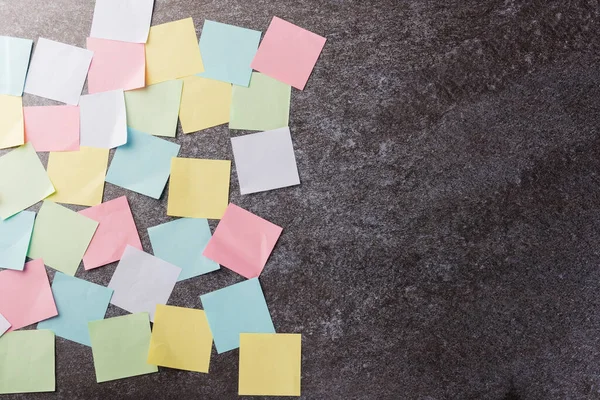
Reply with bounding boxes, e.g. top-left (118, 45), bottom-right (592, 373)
top-left (2, 0), bottom-right (600, 399)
